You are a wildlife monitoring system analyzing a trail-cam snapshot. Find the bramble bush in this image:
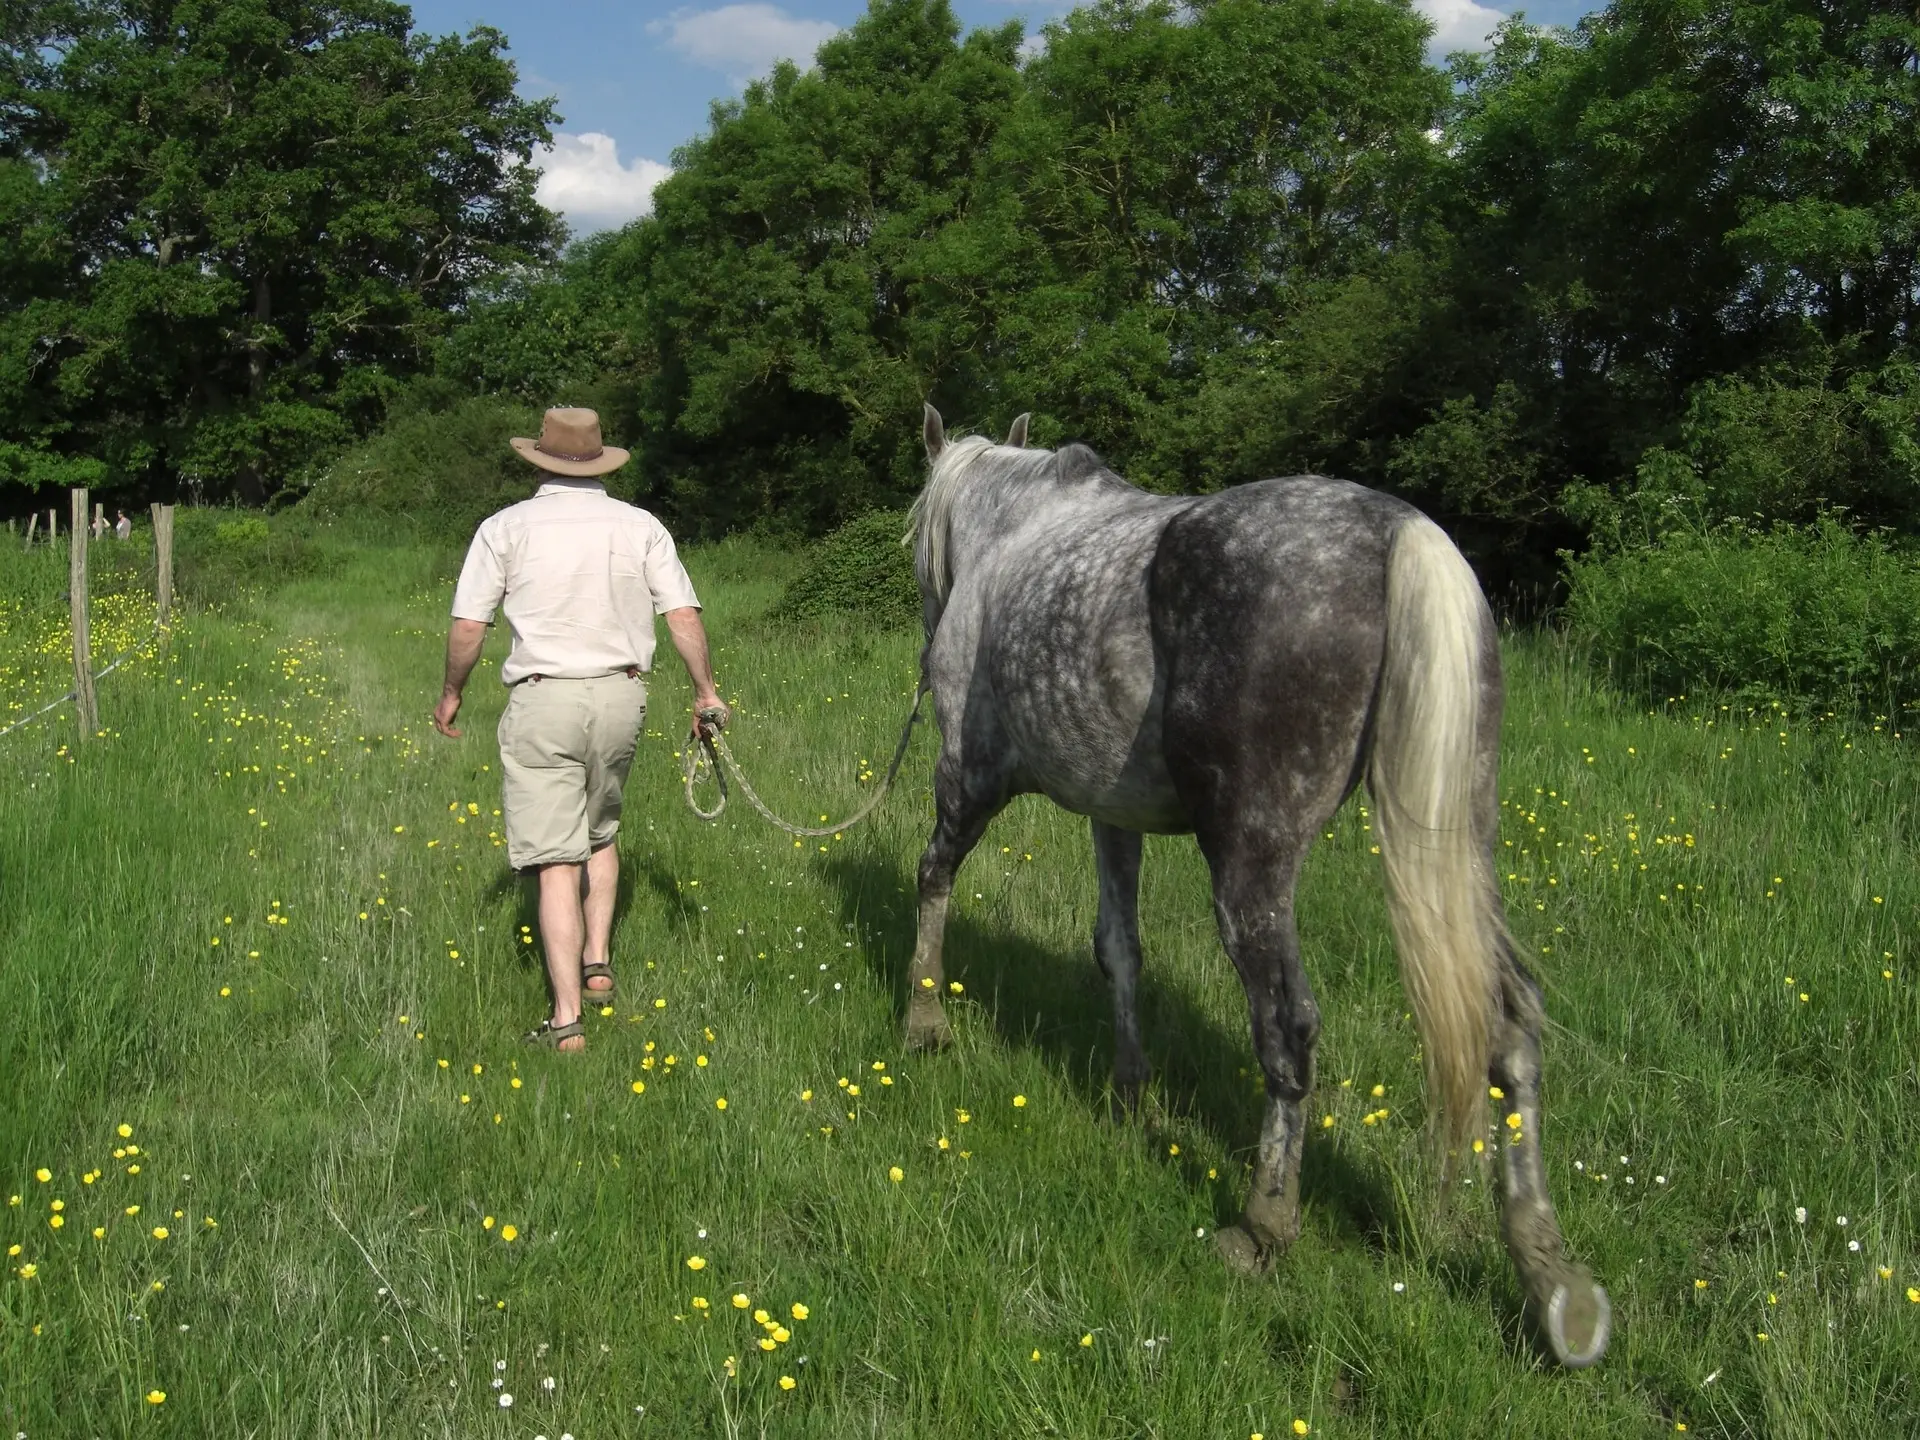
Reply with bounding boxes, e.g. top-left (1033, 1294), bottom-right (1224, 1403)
top-left (297, 394), bottom-right (546, 544)
top-left (771, 509), bottom-right (920, 630)
top-left (1561, 515), bottom-right (1920, 717)
top-left (172, 509), bottom-right (337, 602)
